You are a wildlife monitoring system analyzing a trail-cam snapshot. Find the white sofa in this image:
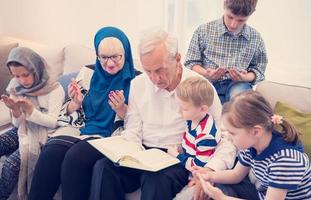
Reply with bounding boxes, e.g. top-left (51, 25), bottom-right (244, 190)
top-left (0, 36), bottom-right (142, 200)
top-left (1, 35), bottom-right (310, 200)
